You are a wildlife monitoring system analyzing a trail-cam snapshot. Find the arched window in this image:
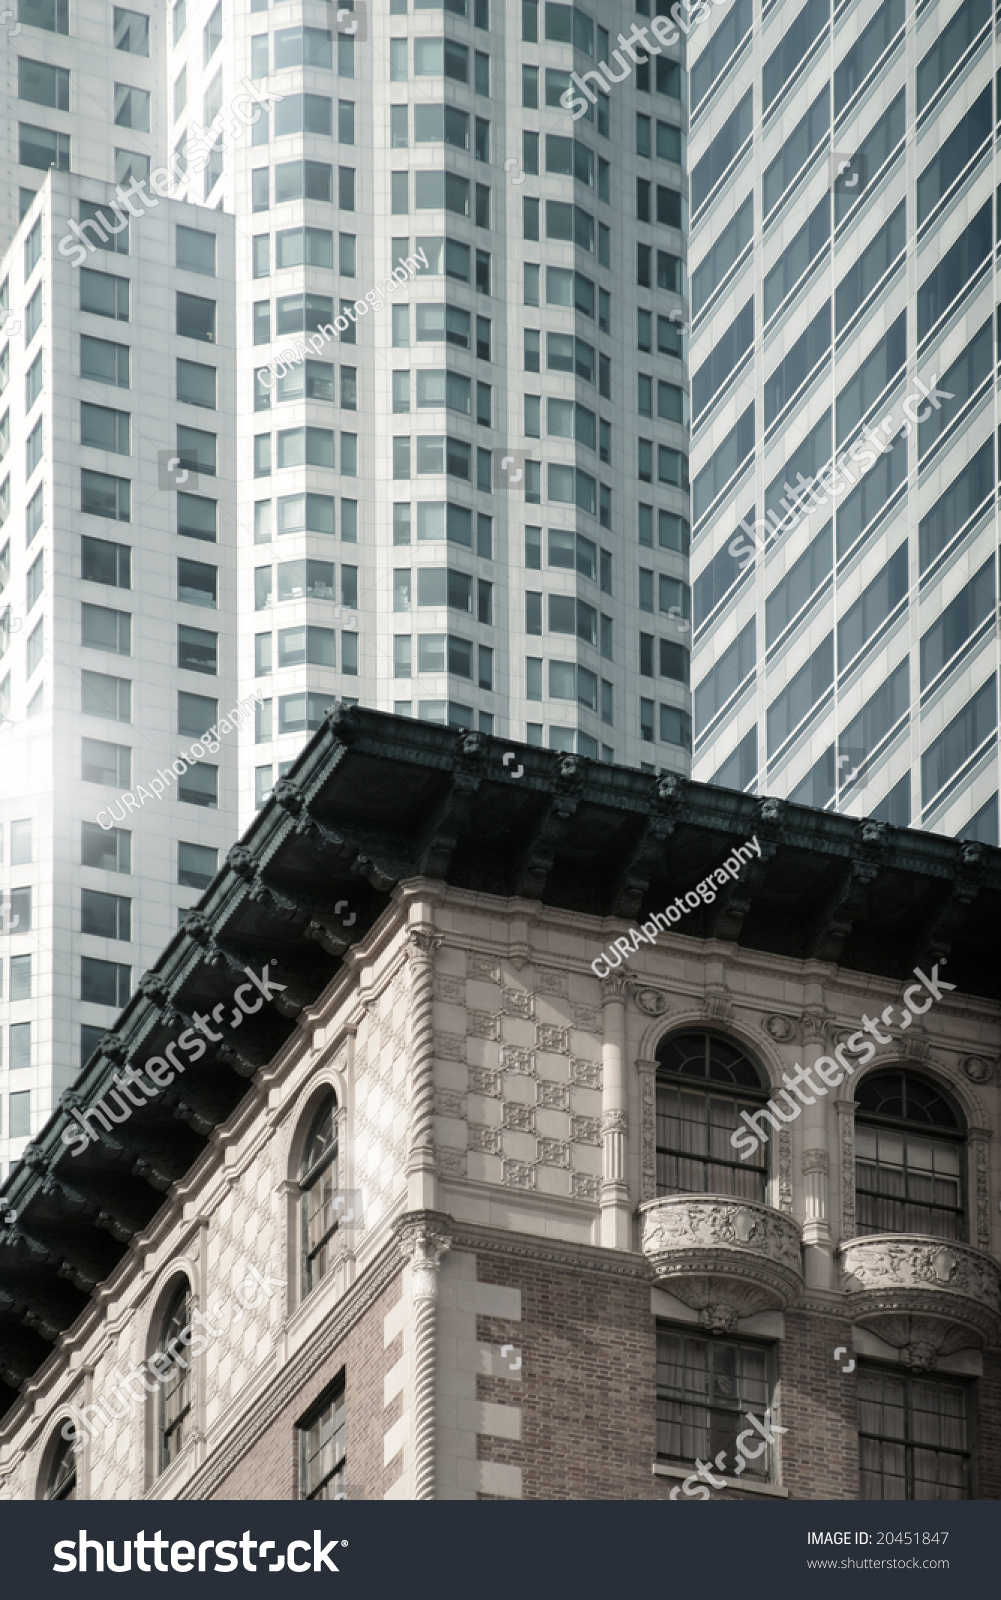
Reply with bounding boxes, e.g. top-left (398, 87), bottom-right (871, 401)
top-left (45, 1432), bottom-right (77, 1500)
top-left (855, 1070), bottom-right (965, 1241)
top-left (158, 1282), bottom-right (193, 1472)
top-left (300, 1093), bottom-right (339, 1297)
top-left (656, 1032), bottom-right (769, 1203)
